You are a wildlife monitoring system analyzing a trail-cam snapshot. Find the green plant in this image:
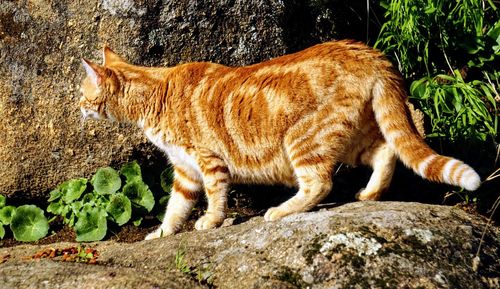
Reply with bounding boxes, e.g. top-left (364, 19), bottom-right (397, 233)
top-left (47, 161), bottom-right (155, 242)
top-left (173, 244), bottom-right (214, 286)
top-left (10, 205), bottom-right (50, 242)
top-left (92, 168), bottom-right (121, 195)
top-left (410, 70), bottom-right (497, 141)
top-left (375, 0), bottom-right (499, 143)
top-left (0, 205), bottom-right (15, 225)
top-left (74, 244), bottom-right (99, 263)
top-left (0, 195), bottom-right (49, 242)
top-left (174, 246), bottom-right (192, 274)
top-left (156, 168), bottom-right (173, 221)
